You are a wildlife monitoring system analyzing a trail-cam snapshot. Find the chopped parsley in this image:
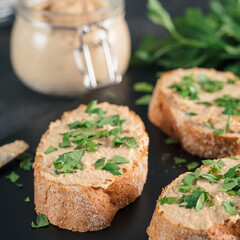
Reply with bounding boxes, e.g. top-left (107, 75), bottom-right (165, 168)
top-left (186, 162), bottom-right (199, 170)
top-left (85, 100), bottom-right (97, 113)
top-left (222, 201), bottom-right (238, 215)
top-left (95, 157), bottom-right (106, 170)
top-left (103, 163), bottom-right (122, 176)
top-left (6, 171), bottom-right (19, 183)
top-left (199, 75), bottom-right (224, 93)
top-left (17, 152), bottom-right (33, 171)
top-left (44, 145), bottom-right (58, 154)
top-left (106, 91), bottom-right (116, 99)
top-left (135, 94), bottom-right (152, 105)
top-left (133, 82), bottom-right (153, 93)
top-left (170, 74), bottom-right (201, 100)
top-left (53, 150), bottom-right (84, 174)
top-left (188, 112), bottom-right (197, 116)
top-left (109, 155), bottom-right (130, 164)
top-left (25, 197), bottom-right (30, 202)
top-left (200, 174), bottom-right (219, 184)
top-left (213, 114), bottom-right (231, 135)
top-left (165, 137), bottom-right (179, 144)
top-left (32, 214), bottom-right (49, 229)
top-left (174, 157), bottom-right (187, 164)
top-left (196, 101), bottom-right (211, 106)
top-left (204, 121), bottom-right (214, 129)
top-left (59, 133), bottom-right (71, 148)
top-left (159, 196), bottom-right (179, 205)
top-left (214, 94), bottom-right (240, 116)
top-left (227, 78), bottom-right (235, 84)
top-left (182, 170), bottom-right (201, 185)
